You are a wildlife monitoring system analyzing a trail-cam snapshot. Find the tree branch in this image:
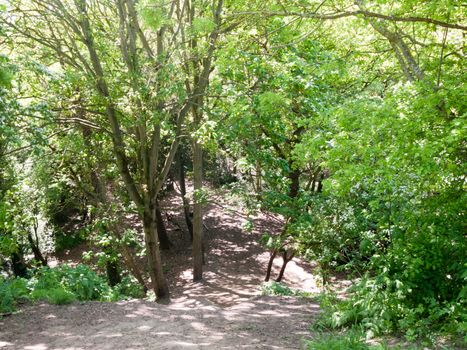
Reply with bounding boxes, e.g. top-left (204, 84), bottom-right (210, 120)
top-left (229, 10), bottom-right (467, 31)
